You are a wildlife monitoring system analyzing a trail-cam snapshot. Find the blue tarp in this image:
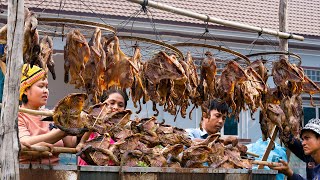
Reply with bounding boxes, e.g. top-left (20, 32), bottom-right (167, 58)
top-left (246, 137), bottom-right (288, 180)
